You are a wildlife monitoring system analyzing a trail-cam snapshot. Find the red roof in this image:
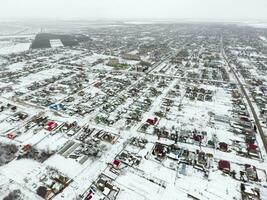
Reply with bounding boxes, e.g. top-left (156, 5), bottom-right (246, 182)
top-left (45, 121), bottom-right (58, 131)
top-left (113, 159), bottom-right (121, 167)
top-left (193, 134), bottom-right (203, 142)
top-left (6, 133), bottom-right (15, 139)
top-left (22, 144), bottom-right (31, 151)
top-left (218, 160), bottom-right (230, 171)
top-left (247, 143), bottom-right (258, 150)
top-left (146, 117), bottom-right (158, 125)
